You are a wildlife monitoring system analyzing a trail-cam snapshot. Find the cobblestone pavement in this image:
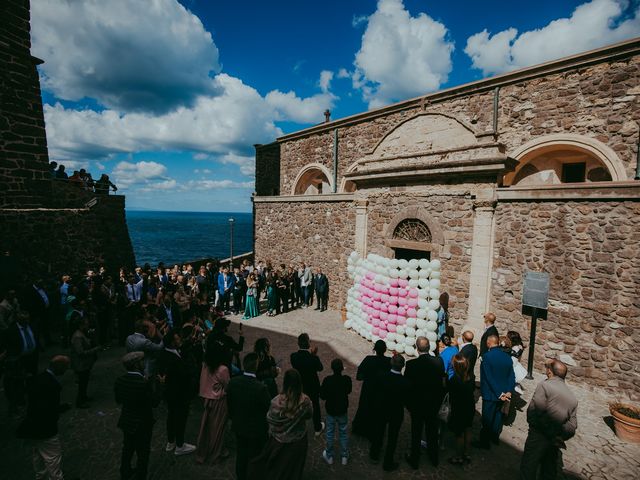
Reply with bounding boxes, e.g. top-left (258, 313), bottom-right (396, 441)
top-left (1, 308), bottom-right (638, 479)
